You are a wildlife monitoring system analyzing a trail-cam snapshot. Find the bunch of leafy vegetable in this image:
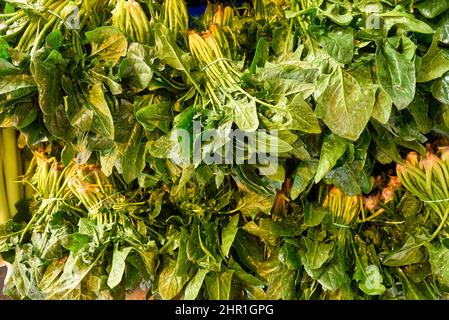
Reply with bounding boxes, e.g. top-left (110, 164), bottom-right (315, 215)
top-left (1, 0), bottom-right (449, 300)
